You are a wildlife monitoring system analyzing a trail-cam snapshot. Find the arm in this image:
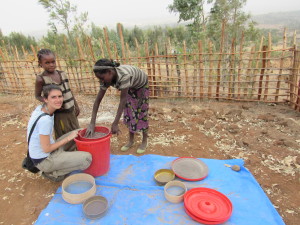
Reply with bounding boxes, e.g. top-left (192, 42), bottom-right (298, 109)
top-left (111, 88), bottom-right (128, 134)
top-left (35, 76), bottom-right (45, 103)
top-left (85, 88), bottom-right (107, 137)
top-left (72, 92), bottom-right (80, 117)
top-left (40, 130), bottom-right (78, 153)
